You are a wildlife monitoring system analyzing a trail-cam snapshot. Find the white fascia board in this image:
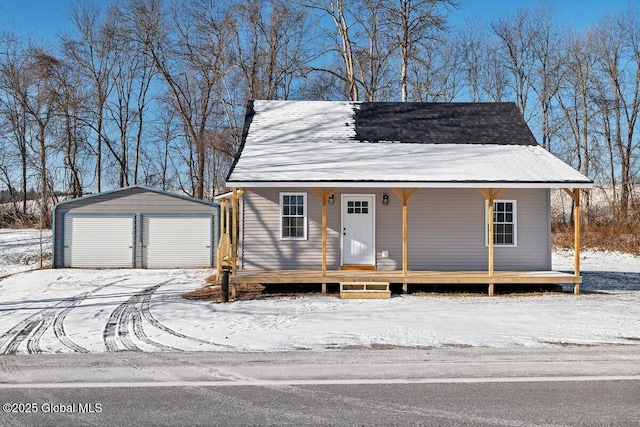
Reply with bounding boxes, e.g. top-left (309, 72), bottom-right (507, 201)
top-left (226, 181), bottom-right (594, 189)
top-left (228, 144), bottom-right (592, 186)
